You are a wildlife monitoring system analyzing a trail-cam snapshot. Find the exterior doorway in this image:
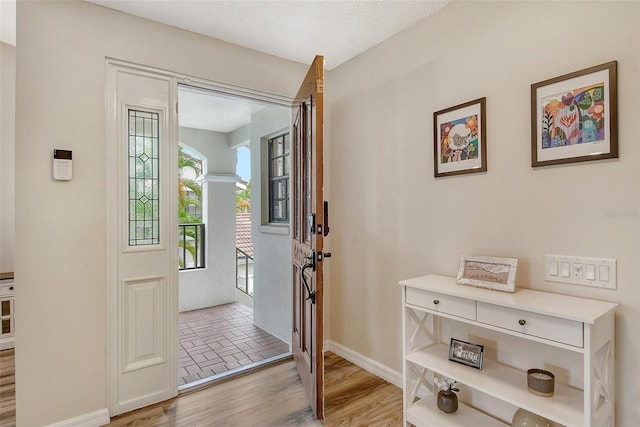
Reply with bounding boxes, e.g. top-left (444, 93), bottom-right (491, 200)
top-left (176, 86), bottom-right (293, 389)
